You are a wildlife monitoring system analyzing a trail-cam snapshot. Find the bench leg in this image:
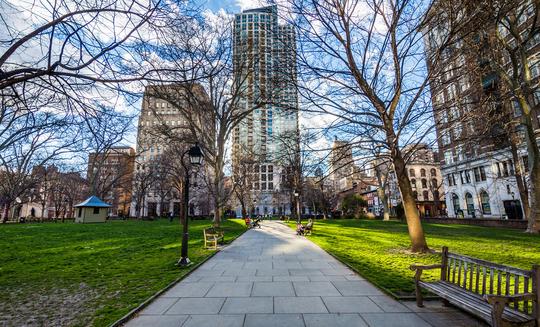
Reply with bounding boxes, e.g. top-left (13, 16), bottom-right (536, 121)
top-left (489, 299), bottom-right (505, 327)
top-left (413, 270), bottom-right (424, 307)
top-left (414, 282), bottom-right (424, 307)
